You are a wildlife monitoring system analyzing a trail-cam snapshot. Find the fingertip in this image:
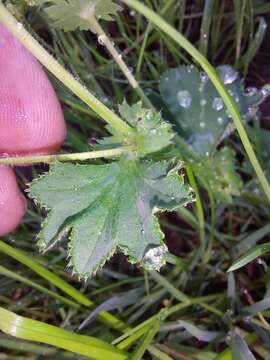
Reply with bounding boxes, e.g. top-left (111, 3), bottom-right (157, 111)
top-left (0, 24), bottom-right (66, 157)
top-left (0, 166), bottom-right (27, 236)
